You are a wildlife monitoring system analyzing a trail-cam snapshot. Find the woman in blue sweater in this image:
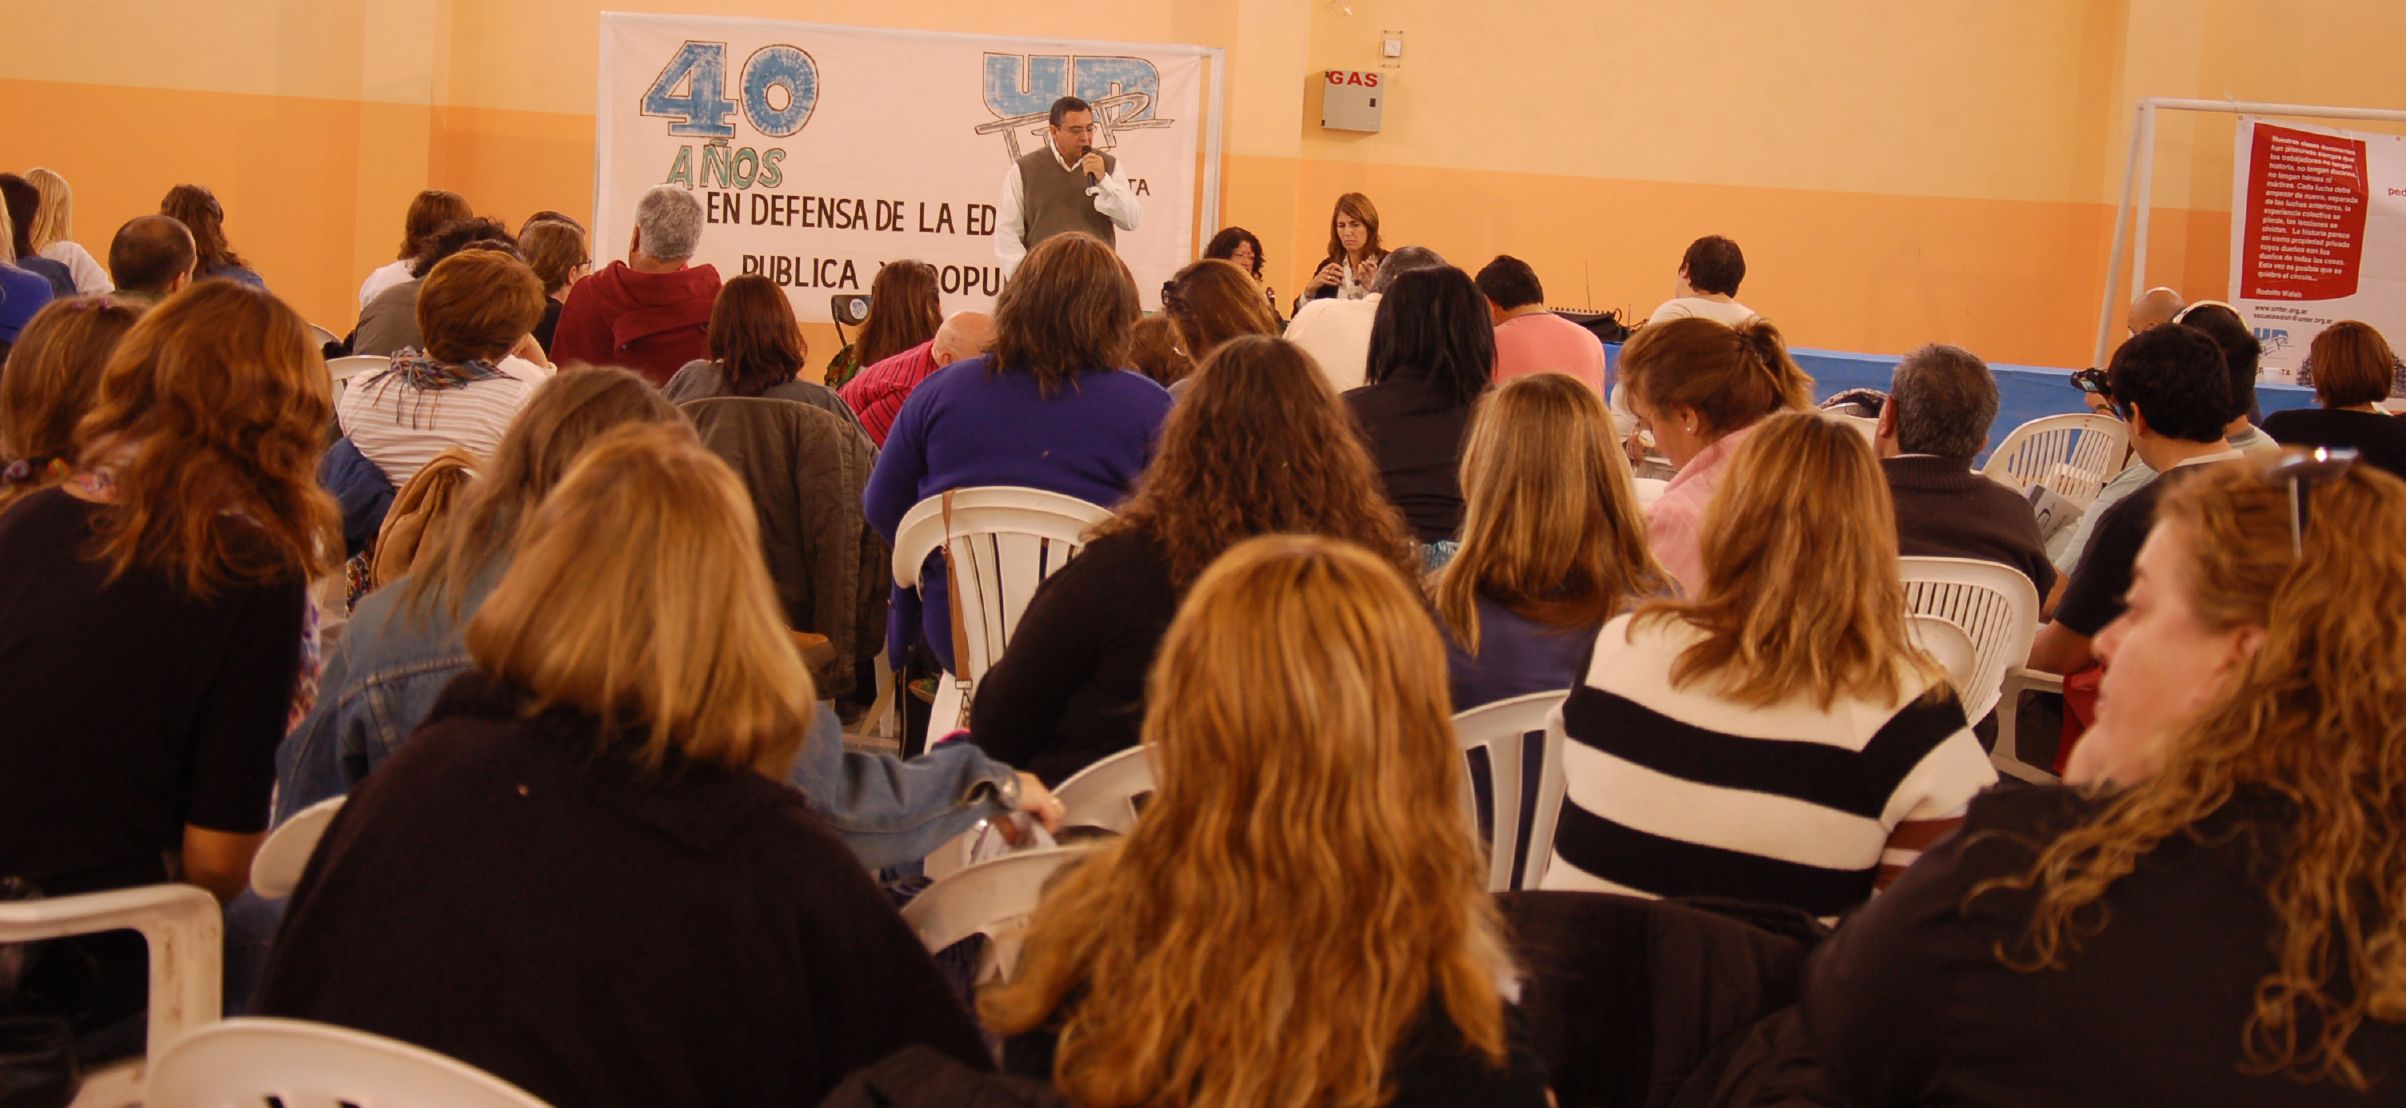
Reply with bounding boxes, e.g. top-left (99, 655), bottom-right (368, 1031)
top-left (863, 232), bottom-right (1172, 675)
